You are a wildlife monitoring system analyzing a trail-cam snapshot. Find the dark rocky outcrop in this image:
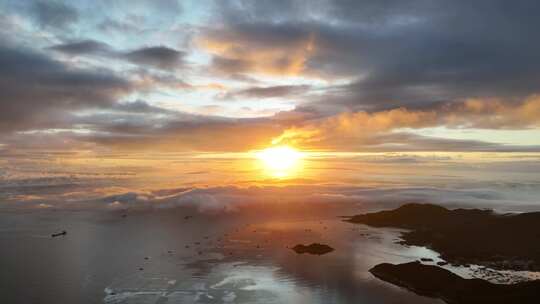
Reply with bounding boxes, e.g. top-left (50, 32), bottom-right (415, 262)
top-left (292, 243), bottom-right (334, 255)
top-left (370, 262), bottom-right (540, 304)
top-left (347, 203), bottom-right (540, 270)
